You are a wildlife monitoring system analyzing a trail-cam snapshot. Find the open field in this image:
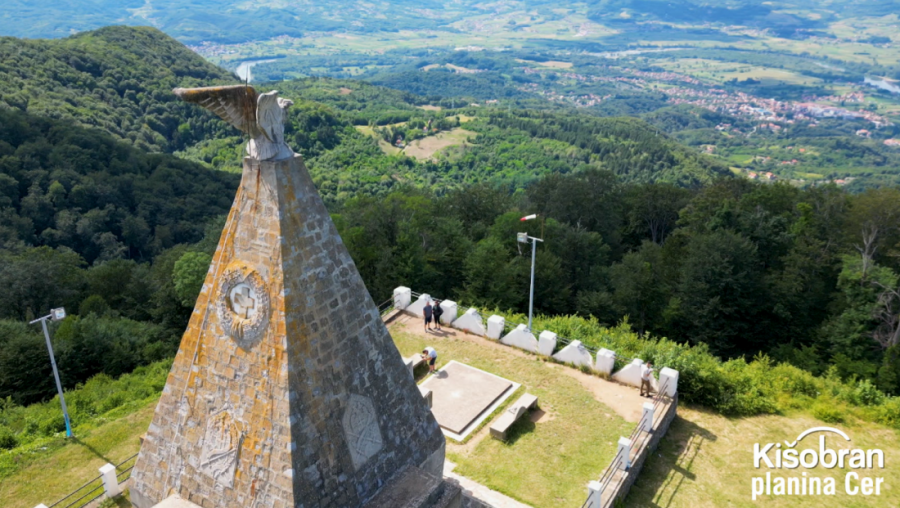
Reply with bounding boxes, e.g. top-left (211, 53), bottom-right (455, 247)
top-left (354, 125), bottom-right (403, 155)
top-left (657, 58), bottom-right (822, 85)
top-left (0, 403), bottom-right (154, 508)
top-left (516, 59), bottom-right (574, 69)
top-left (402, 128), bottom-right (475, 160)
top-left (626, 407), bottom-right (900, 507)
